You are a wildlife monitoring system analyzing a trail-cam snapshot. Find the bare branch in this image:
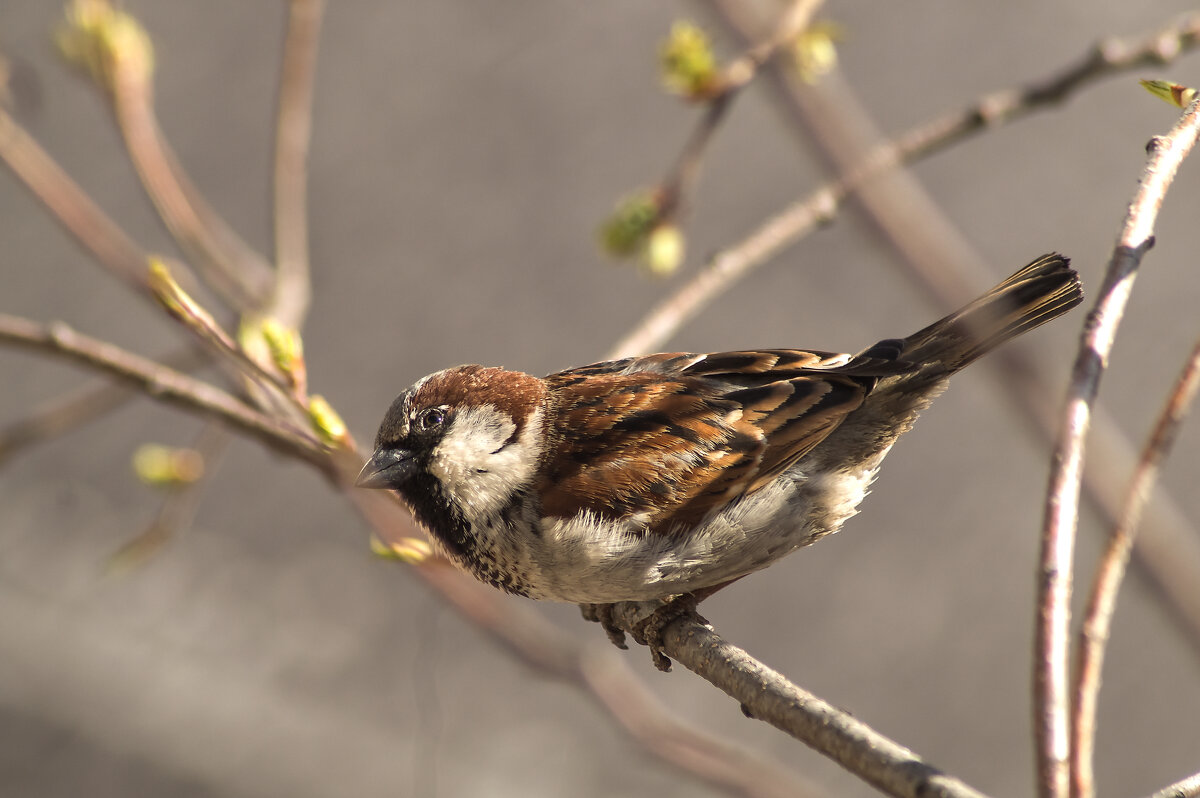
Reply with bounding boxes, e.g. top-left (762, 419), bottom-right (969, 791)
top-left (1071, 334), bottom-right (1200, 798)
top-left (0, 106), bottom-right (151, 294)
top-left (88, 6), bottom-right (273, 309)
top-left (0, 346), bottom-right (207, 465)
top-left (270, 0), bottom-right (324, 325)
top-left (1145, 771), bottom-right (1200, 798)
top-left (1036, 96), bottom-right (1200, 798)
